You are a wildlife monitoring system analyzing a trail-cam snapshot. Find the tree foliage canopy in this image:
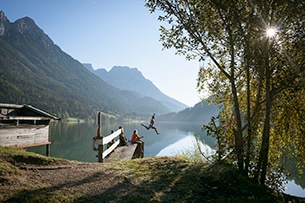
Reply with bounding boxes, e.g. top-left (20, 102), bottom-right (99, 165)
top-left (145, 0), bottom-right (305, 187)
